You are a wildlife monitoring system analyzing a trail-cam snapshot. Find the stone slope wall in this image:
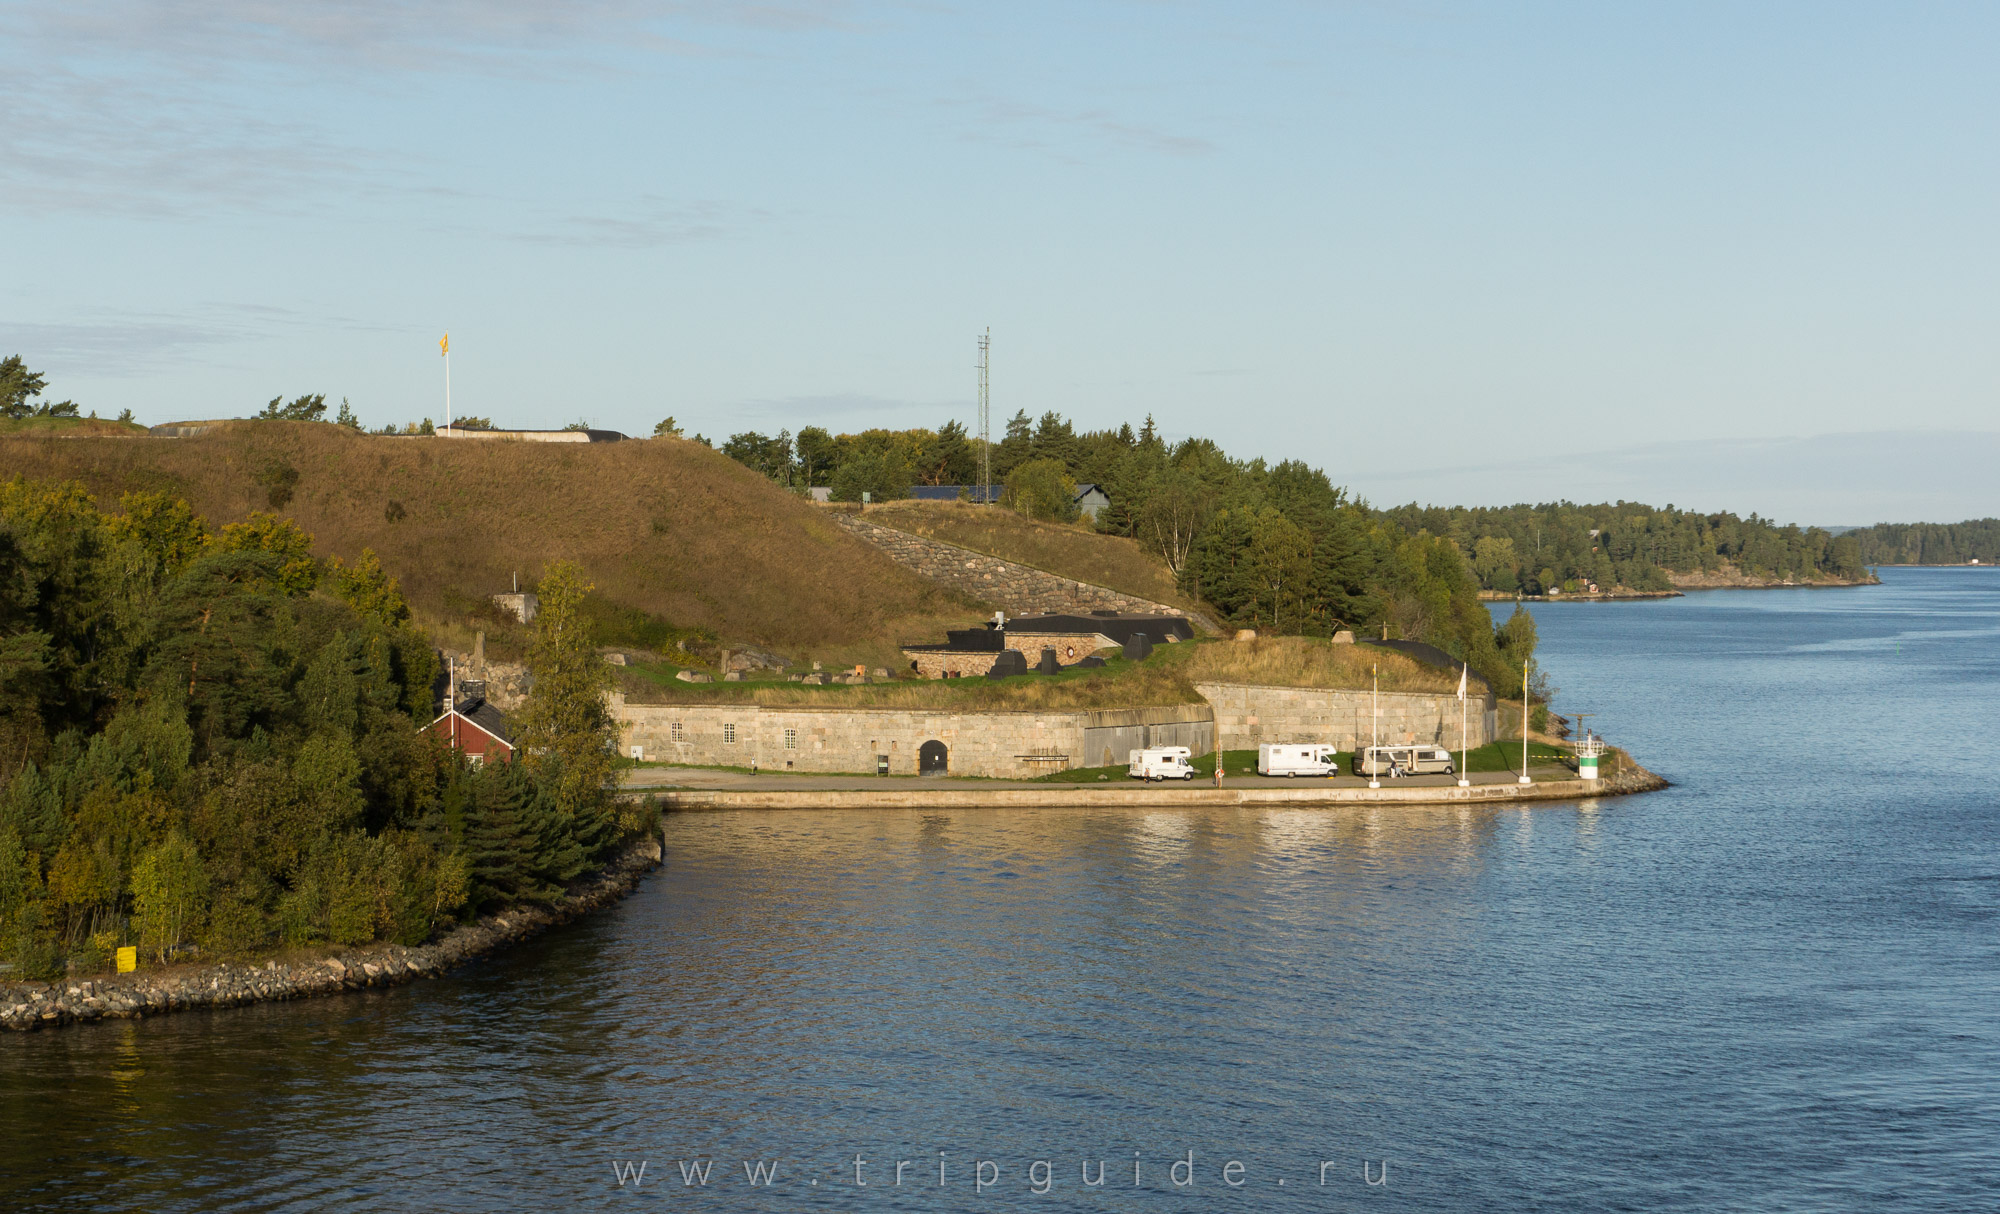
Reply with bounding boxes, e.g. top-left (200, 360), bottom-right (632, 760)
top-left (830, 512), bottom-right (1218, 632)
